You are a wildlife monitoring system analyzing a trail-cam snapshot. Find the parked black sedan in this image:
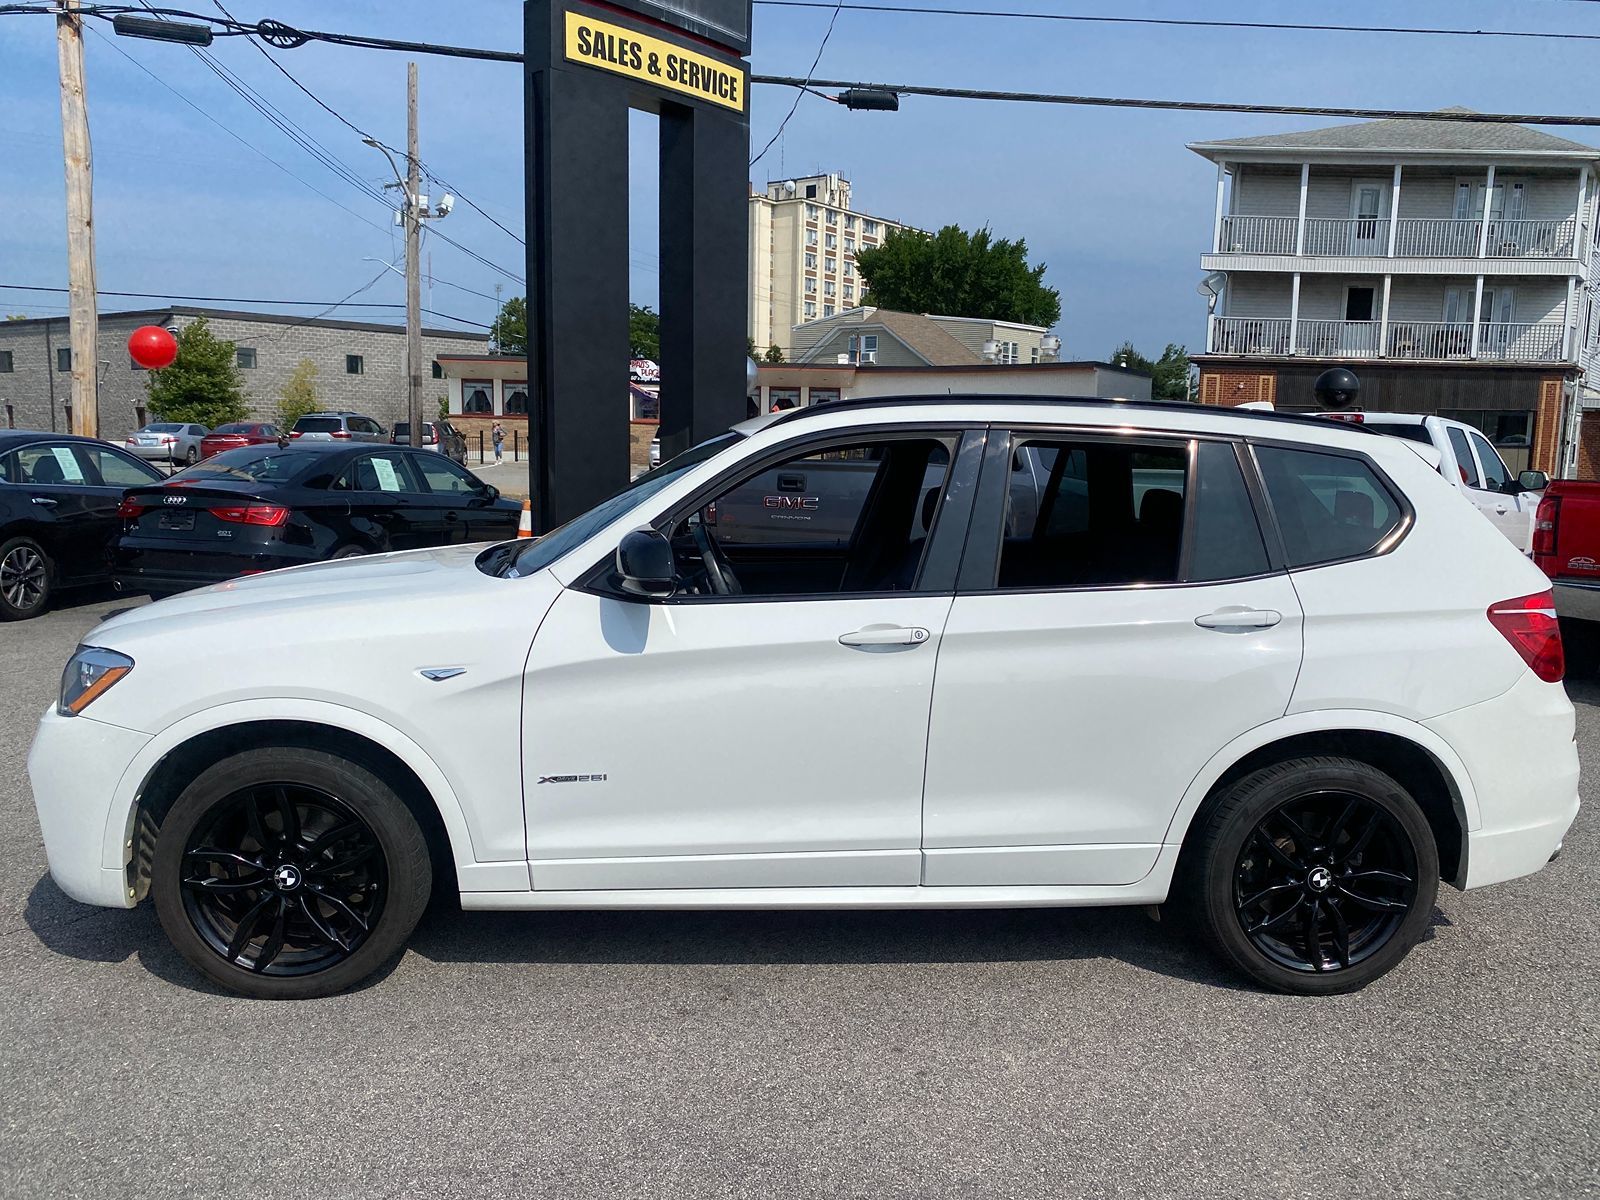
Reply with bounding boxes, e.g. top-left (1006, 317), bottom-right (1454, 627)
top-left (0, 431), bottom-right (165, 620)
top-left (114, 442), bottom-right (522, 597)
